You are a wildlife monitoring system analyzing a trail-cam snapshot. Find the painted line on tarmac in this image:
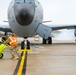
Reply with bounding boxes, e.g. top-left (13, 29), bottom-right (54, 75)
top-left (13, 52), bottom-right (23, 75)
top-left (13, 51), bottom-right (27, 75)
